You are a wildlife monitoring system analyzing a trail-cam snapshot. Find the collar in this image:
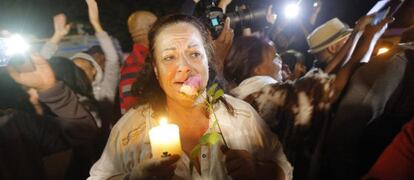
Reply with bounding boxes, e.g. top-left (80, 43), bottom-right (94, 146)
top-left (230, 76), bottom-right (278, 99)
